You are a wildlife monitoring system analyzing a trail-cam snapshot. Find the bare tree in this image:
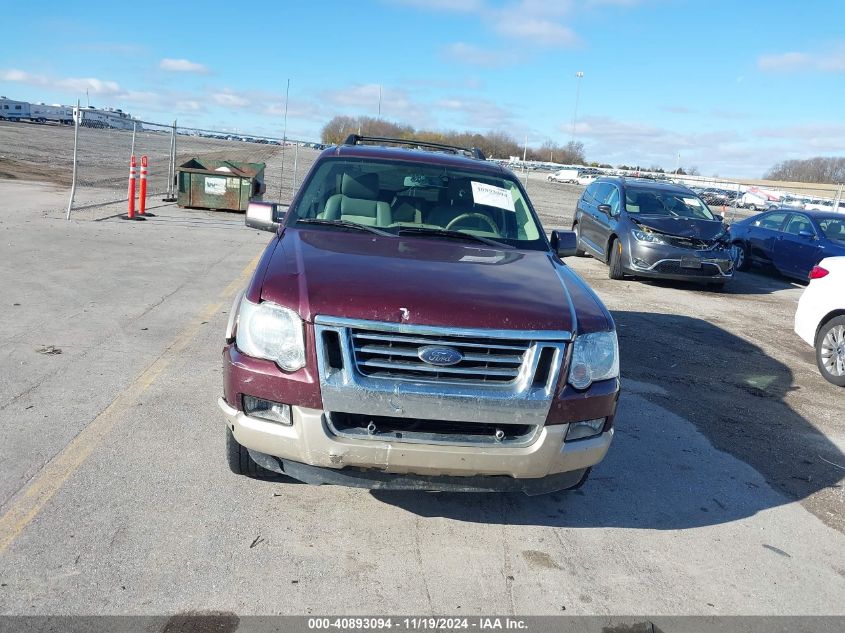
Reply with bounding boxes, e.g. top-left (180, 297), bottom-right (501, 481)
top-left (320, 115), bottom-right (587, 164)
top-left (764, 157), bottom-right (845, 183)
